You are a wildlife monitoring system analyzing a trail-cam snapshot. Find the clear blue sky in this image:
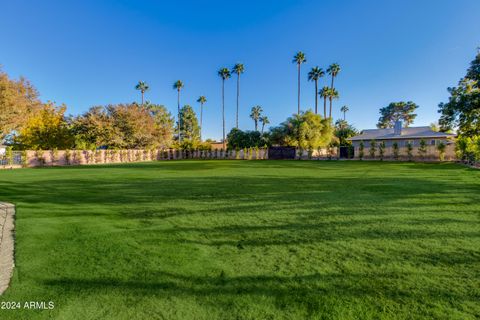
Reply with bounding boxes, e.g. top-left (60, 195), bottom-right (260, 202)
top-left (1, 0), bottom-right (479, 140)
